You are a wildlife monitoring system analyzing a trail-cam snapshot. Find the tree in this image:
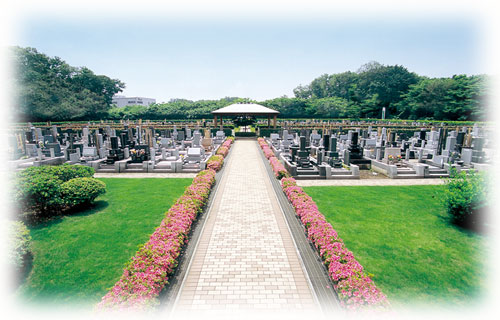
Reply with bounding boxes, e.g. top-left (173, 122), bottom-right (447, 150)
top-left (12, 46), bottom-right (125, 121)
top-left (355, 61), bottom-right (420, 117)
top-left (396, 75), bottom-right (488, 121)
